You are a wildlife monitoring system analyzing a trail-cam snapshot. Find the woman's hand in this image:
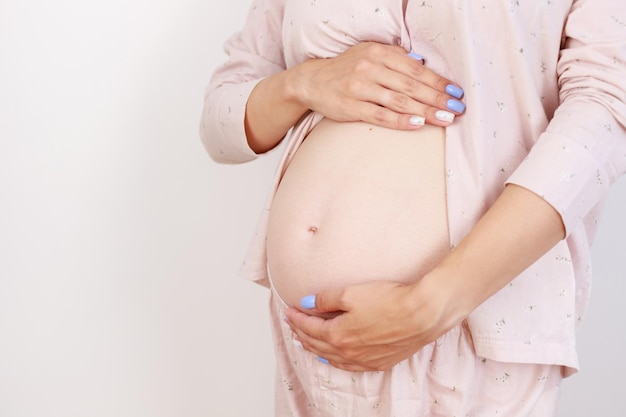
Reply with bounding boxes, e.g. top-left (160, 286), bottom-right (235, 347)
top-left (284, 184), bottom-right (566, 372)
top-left (245, 41), bottom-right (465, 153)
top-left (290, 42), bottom-right (465, 129)
top-left (284, 279), bottom-right (464, 372)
